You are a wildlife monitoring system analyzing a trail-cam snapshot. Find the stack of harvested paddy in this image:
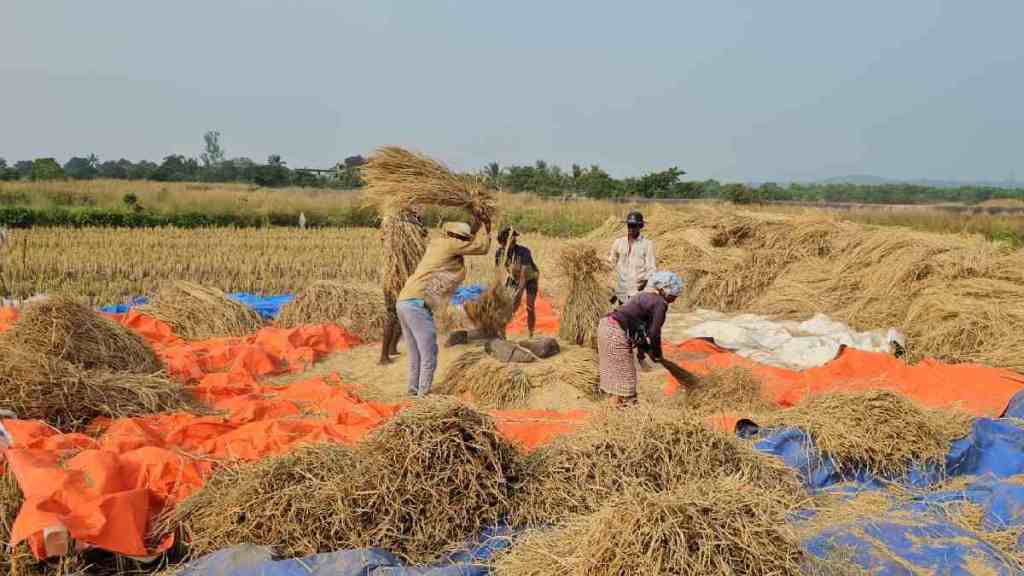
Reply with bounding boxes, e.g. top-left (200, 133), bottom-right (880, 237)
top-left (355, 397), bottom-right (523, 562)
top-left (276, 281), bottom-right (387, 340)
top-left (759, 389), bottom-right (974, 479)
top-left (0, 342), bottom-right (193, 431)
top-left (137, 281), bottom-right (263, 341)
top-left (557, 241), bottom-right (611, 347)
top-left (510, 406), bottom-right (802, 526)
top-left (164, 443), bottom-right (363, 560)
top-left (0, 295), bottom-right (162, 373)
top-left (360, 146), bottom-right (496, 222)
top-left (437, 349), bottom-right (532, 408)
top-left (166, 398), bottom-right (522, 564)
top-left (494, 478), bottom-right (803, 576)
top-left (677, 365), bottom-right (774, 414)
